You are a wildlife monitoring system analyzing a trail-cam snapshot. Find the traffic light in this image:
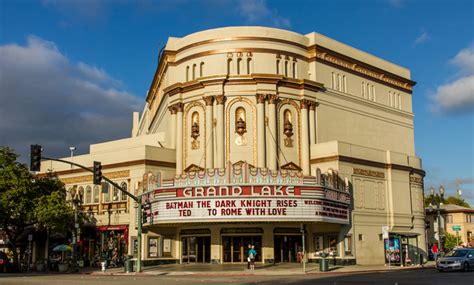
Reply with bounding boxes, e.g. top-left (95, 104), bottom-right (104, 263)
top-left (30, 144), bottom-right (42, 171)
top-left (93, 161), bottom-right (102, 185)
top-left (142, 210), bottom-right (148, 224)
